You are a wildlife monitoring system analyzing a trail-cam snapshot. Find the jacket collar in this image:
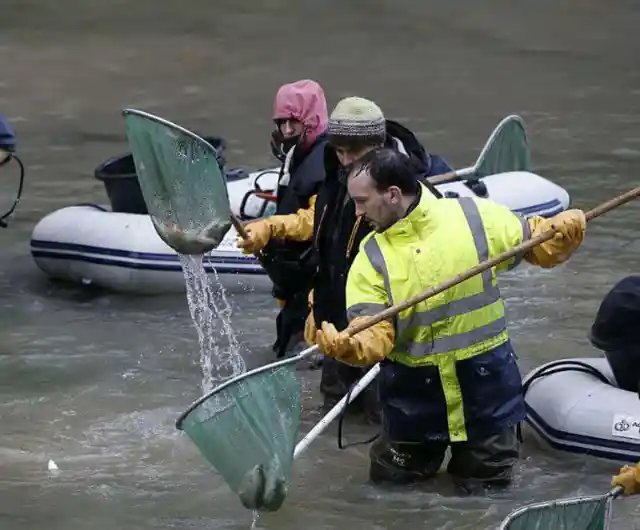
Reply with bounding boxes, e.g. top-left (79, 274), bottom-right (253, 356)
top-left (381, 183), bottom-right (439, 237)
